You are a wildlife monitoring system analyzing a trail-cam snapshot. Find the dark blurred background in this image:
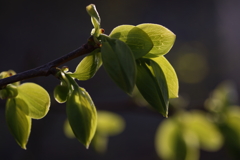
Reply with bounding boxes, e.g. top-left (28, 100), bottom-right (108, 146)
top-left (1, 0), bottom-right (240, 159)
